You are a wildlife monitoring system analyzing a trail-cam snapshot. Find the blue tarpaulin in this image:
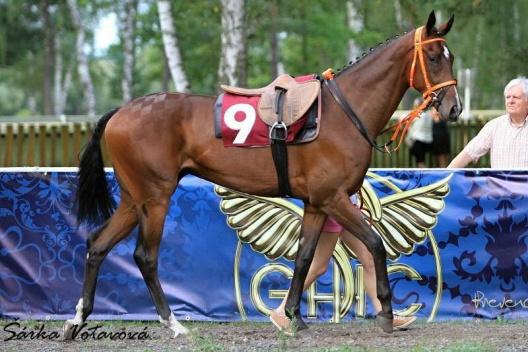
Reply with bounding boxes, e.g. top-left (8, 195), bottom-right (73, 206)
top-left (1, 169), bottom-right (527, 322)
